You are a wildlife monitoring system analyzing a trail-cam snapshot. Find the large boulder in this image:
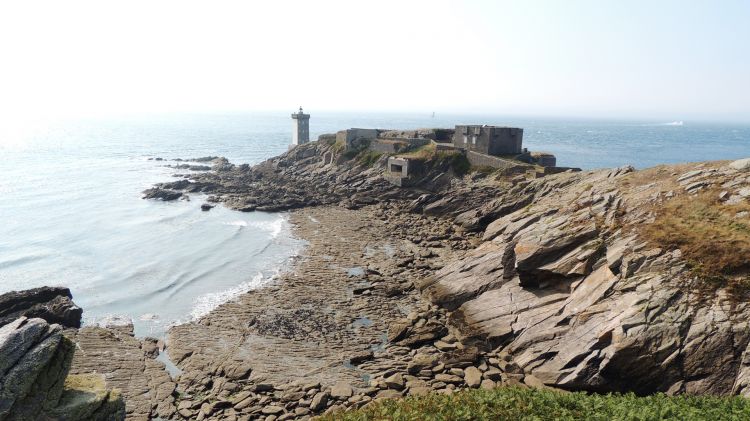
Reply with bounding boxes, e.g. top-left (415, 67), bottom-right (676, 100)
top-left (0, 317), bottom-right (125, 420)
top-left (0, 287), bottom-right (82, 328)
top-left (728, 158), bottom-right (750, 171)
